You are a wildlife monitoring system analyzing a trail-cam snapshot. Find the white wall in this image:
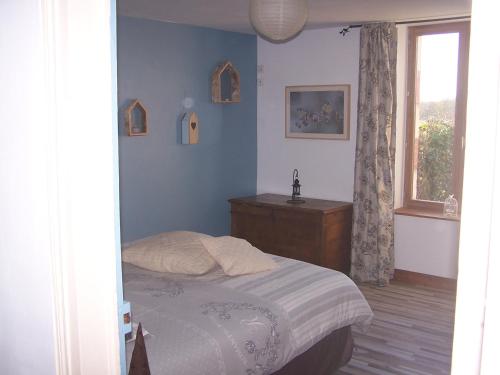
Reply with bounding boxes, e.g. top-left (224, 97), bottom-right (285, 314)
top-left (395, 216), bottom-right (460, 277)
top-left (257, 28), bottom-right (360, 202)
top-left (0, 1), bottom-right (56, 374)
top-left (257, 26), bottom-right (460, 279)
